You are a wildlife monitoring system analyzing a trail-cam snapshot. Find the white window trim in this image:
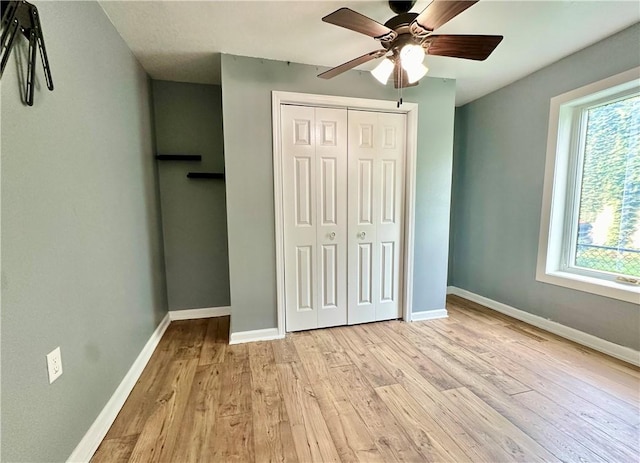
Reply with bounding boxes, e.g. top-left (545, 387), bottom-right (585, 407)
top-left (536, 67), bottom-right (640, 304)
